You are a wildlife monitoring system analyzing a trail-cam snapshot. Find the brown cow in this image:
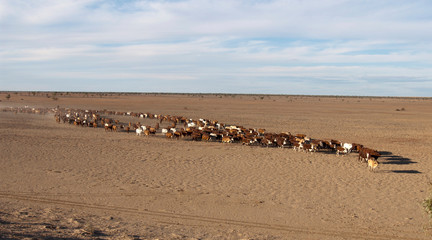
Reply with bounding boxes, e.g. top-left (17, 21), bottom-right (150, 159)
top-left (358, 147), bottom-right (381, 162)
top-left (302, 143), bottom-right (317, 153)
top-left (149, 127), bottom-right (157, 134)
top-left (191, 132), bottom-right (202, 141)
top-left (275, 137), bottom-right (286, 148)
top-left (173, 131), bottom-right (182, 139)
top-left (336, 146), bottom-right (346, 156)
top-left (241, 136), bottom-right (255, 146)
top-left (296, 133), bottom-right (307, 139)
top-left (352, 143), bottom-right (364, 152)
top-left (104, 123), bottom-right (113, 131)
top-left (261, 137), bottom-right (274, 147)
top-left (202, 133), bottom-right (210, 141)
top-left (166, 132), bottom-right (173, 139)
top-left (222, 136), bottom-right (233, 143)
